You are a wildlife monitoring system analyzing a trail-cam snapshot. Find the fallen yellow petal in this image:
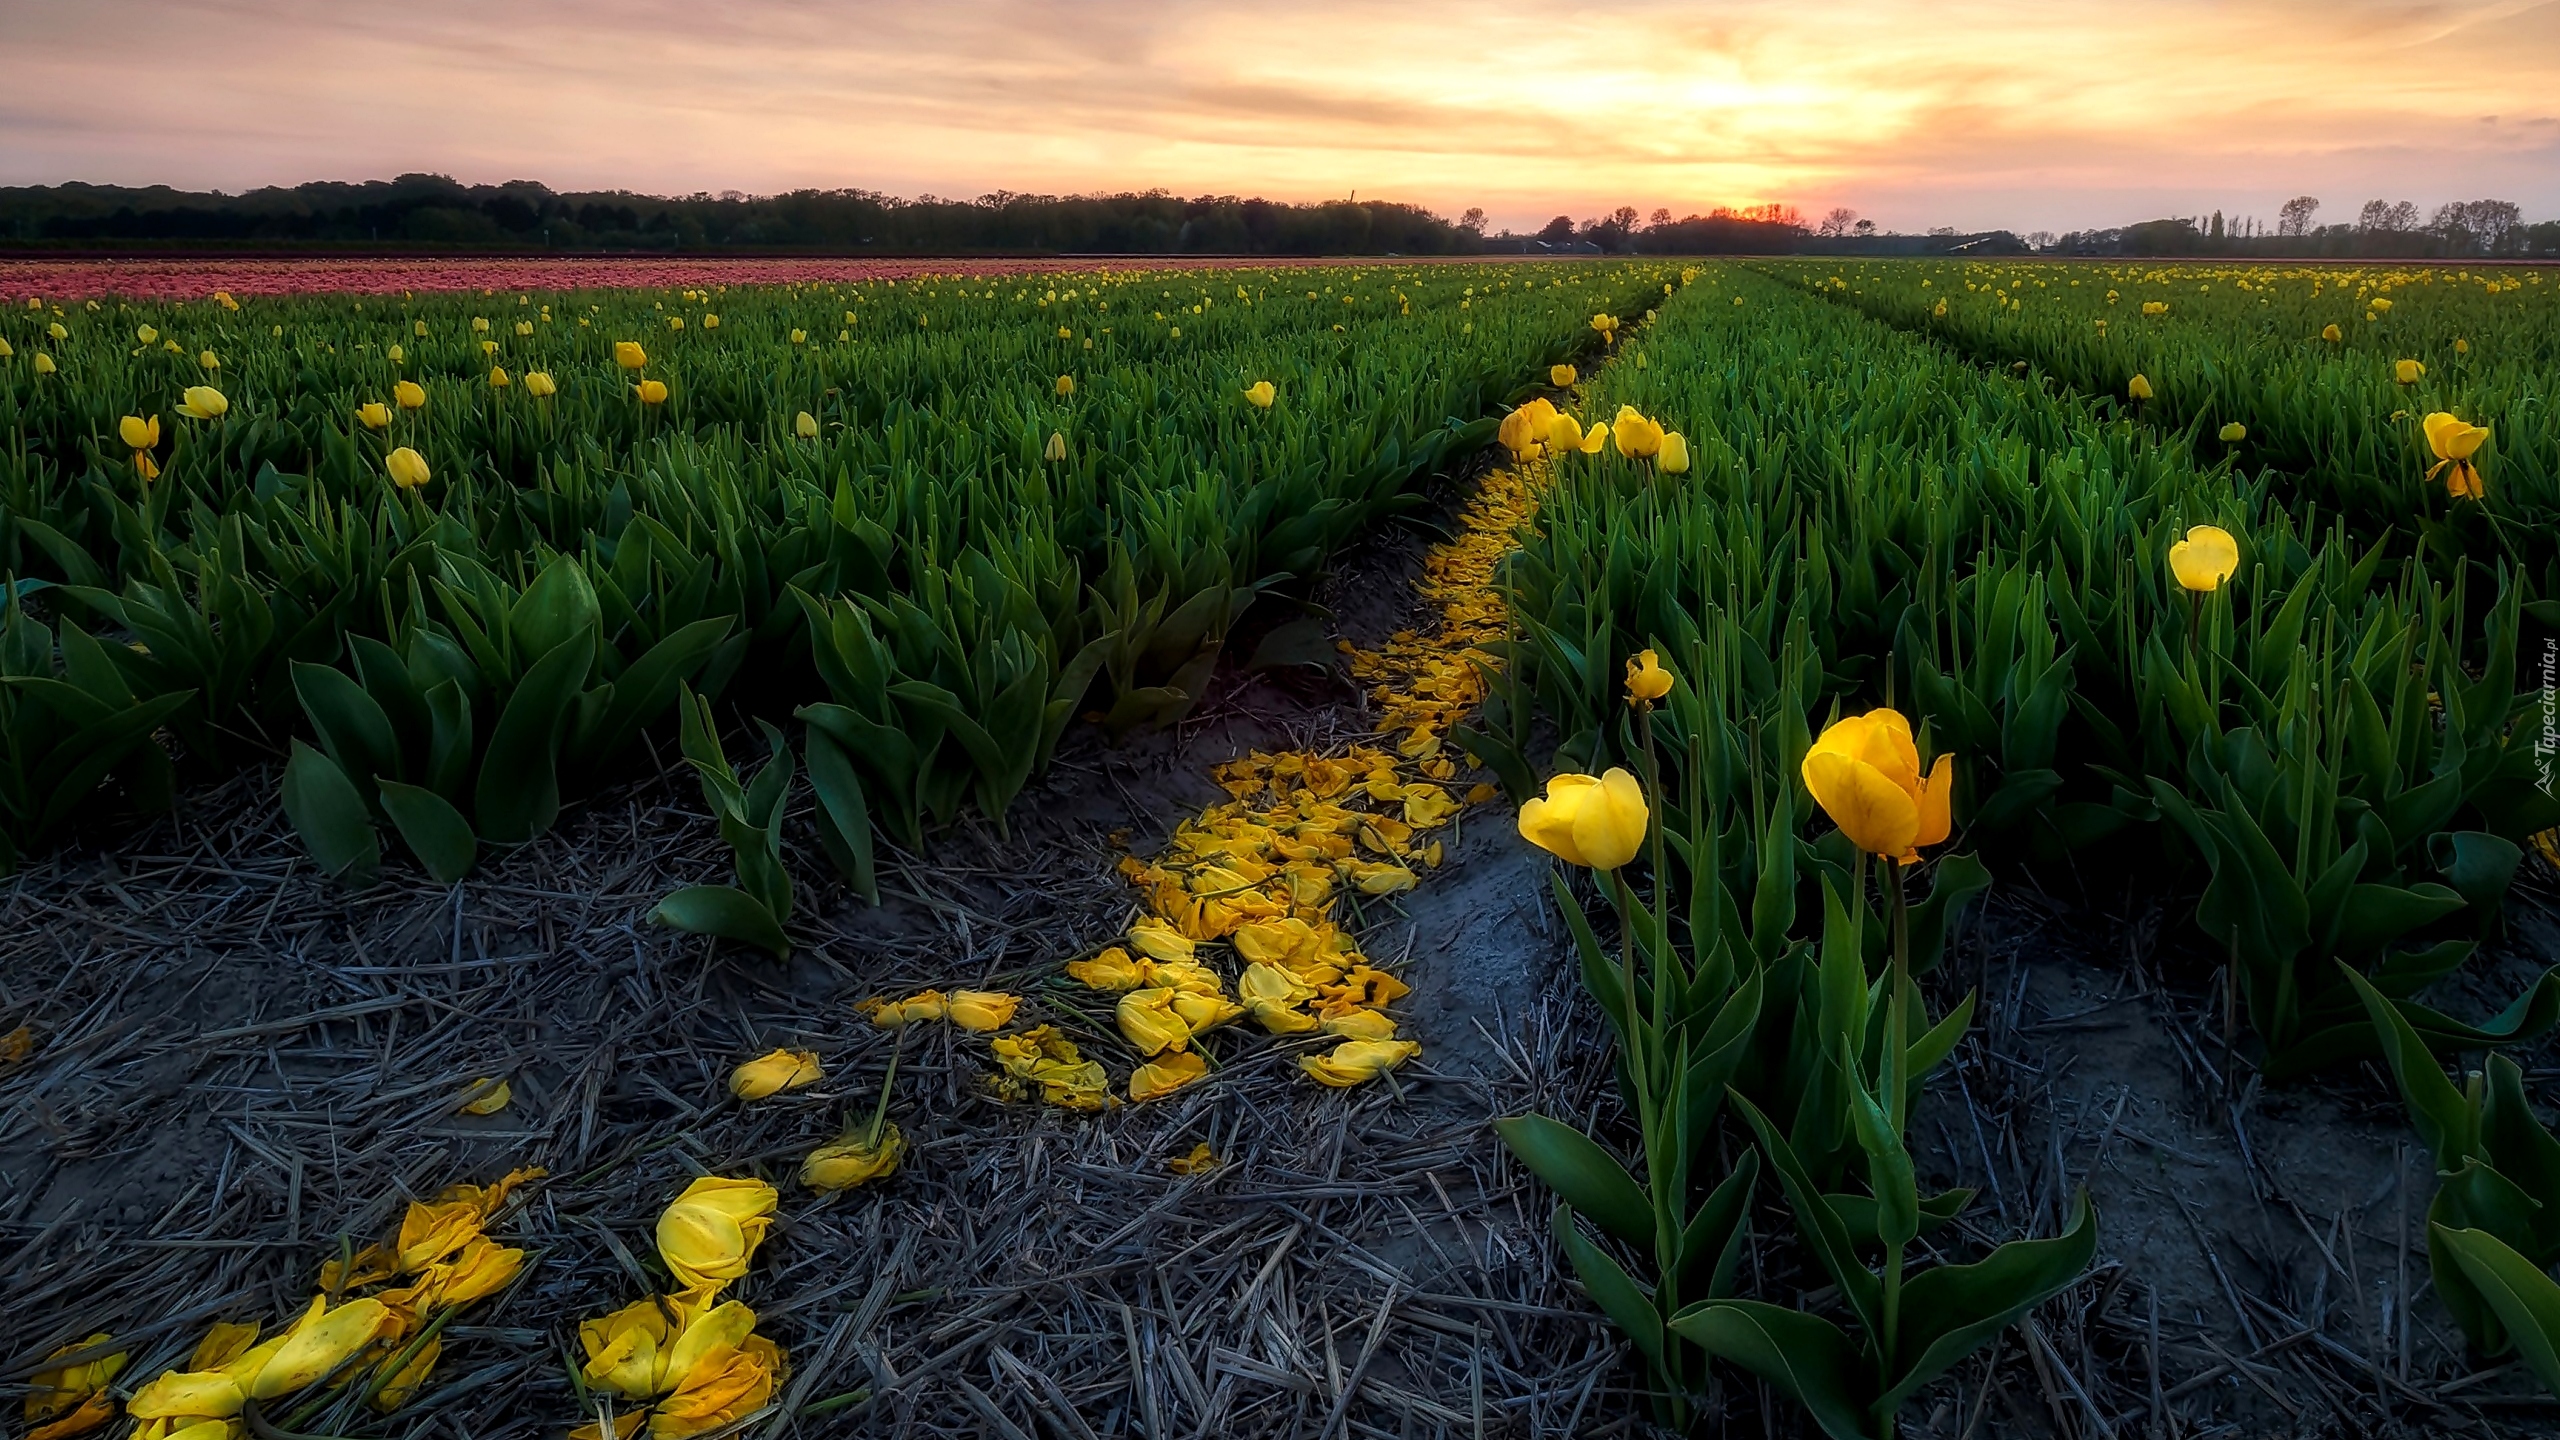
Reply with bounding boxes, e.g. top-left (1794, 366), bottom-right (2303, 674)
top-left (458, 1078), bottom-right (510, 1115)
top-left (801, 1122), bottom-right (904, 1191)
top-left (946, 991), bottom-right (1020, 1032)
top-left (1129, 1050), bottom-right (1209, 1102)
top-left (1299, 1039), bottom-right (1421, 1088)
top-left (728, 1049), bottom-right (823, 1102)
top-left (1166, 1142), bottom-right (1219, 1175)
